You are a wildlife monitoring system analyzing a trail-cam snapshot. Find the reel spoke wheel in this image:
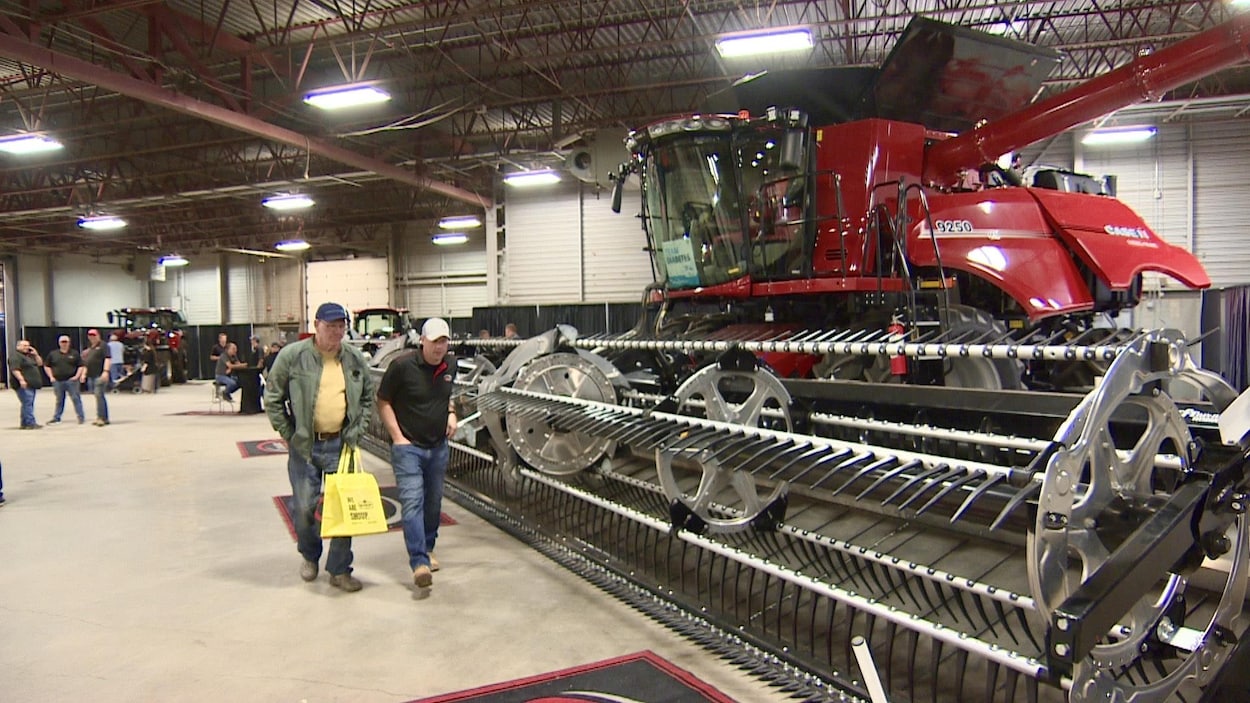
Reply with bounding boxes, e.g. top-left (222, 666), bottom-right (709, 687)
top-left (1029, 335), bottom-right (1248, 701)
top-left (657, 364), bottom-right (792, 533)
top-left (506, 353), bottom-right (616, 476)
